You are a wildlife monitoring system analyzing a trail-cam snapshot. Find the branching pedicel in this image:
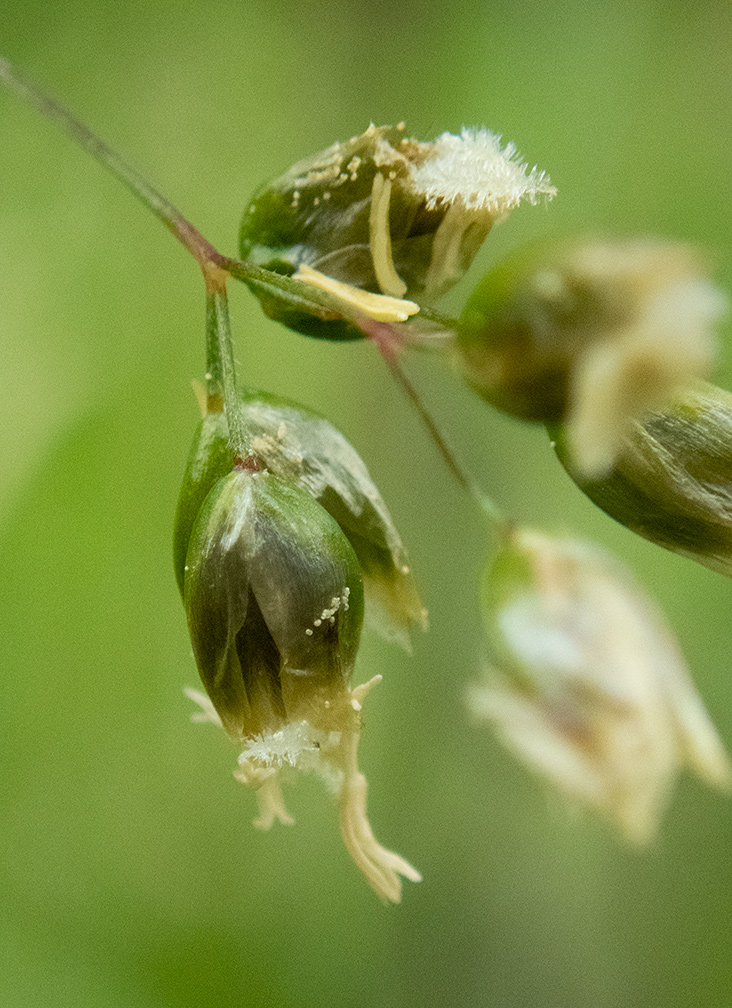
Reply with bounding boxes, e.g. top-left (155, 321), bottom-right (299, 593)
top-left (1, 57), bottom-right (730, 902)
